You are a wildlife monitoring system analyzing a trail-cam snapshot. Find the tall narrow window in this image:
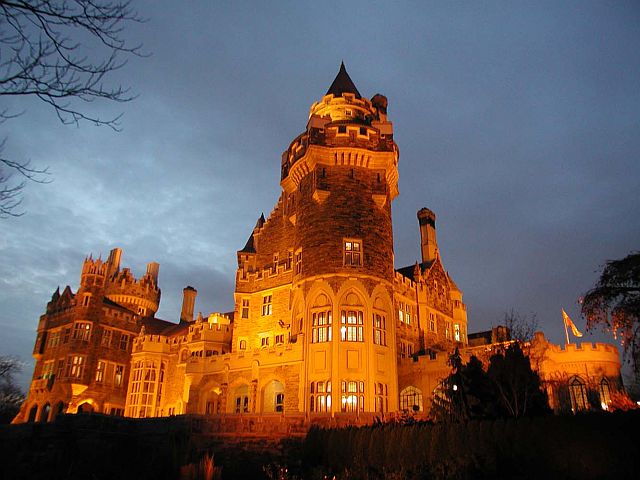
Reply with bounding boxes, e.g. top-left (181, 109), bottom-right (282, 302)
top-left (114, 365), bottom-right (124, 387)
top-left (373, 313), bottom-right (386, 346)
top-left (310, 381), bottom-right (331, 412)
top-left (239, 339), bottom-right (247, 350)
top-left (241, 299), bottom-right (250, 319)
top-left (262, 295), bottom-right (273, 316)
top-left (95, 361), bottom-right (105, 383)
top-left (600, 378), bottom-right (612, 406)
top-left (101, 329), bottom-right (113, 347)
top-left (119, 333), bottom-right (130, 351)
top-left (429, 313), bottom-right (436, 332)
top-left (272, 254), bottom-right (279, 274)
top-left (312, 310), bottom-right (332, 343)
top-left (569, 377), bottom-right (588, 412)
top-left (344, 240), bottom-right (362, 266)
top-left (341, 310), bottom-right (363, 342)
top-left (82, 294), bottom-right (91, 307)
top-left (375, 383), bottom-right (388, 413)
top-left (295, 250), bottom-right (302, 274)
top-left (454, 323), bottom-right (461, 342)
